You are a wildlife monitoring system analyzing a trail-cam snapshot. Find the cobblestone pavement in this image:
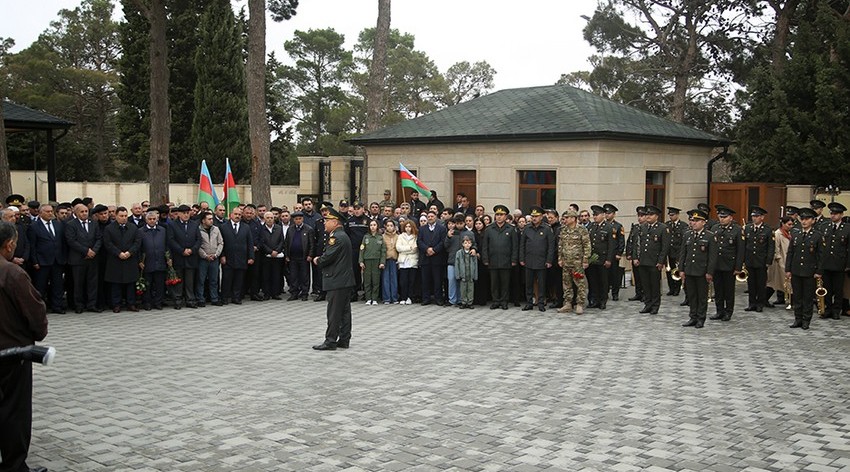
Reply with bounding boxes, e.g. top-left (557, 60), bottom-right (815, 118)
top-left (27, 288), bottom-right (850, 472)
